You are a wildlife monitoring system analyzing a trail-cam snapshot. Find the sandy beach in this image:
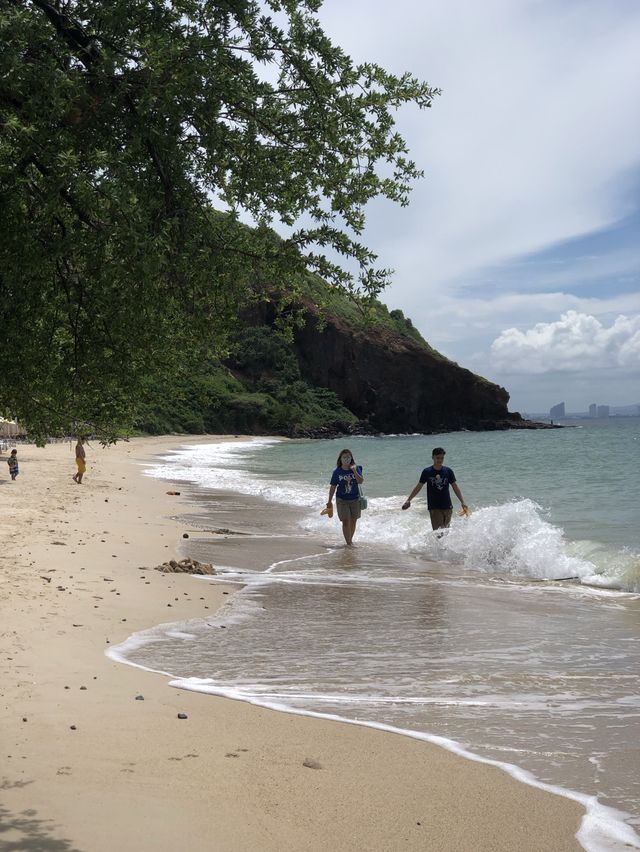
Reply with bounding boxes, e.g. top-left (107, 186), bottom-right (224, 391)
top-left (0, 436), bottom-right (585, 851)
